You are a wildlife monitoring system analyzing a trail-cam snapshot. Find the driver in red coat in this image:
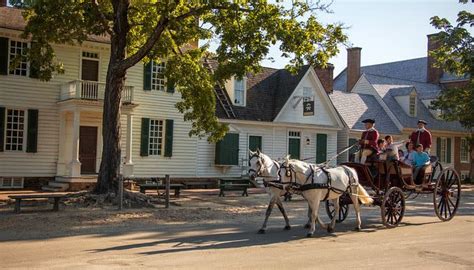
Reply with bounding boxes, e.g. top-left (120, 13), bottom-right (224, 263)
top-left (355, 118), bottom-right (379, 164)
top-left (409, 120), bottom-right (432, 154)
